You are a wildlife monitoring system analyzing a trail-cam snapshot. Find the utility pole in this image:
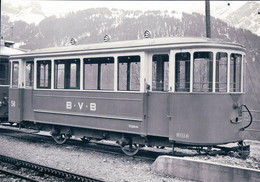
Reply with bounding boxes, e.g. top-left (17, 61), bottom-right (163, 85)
top-left (205, 0), bottom-right (211, 38)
